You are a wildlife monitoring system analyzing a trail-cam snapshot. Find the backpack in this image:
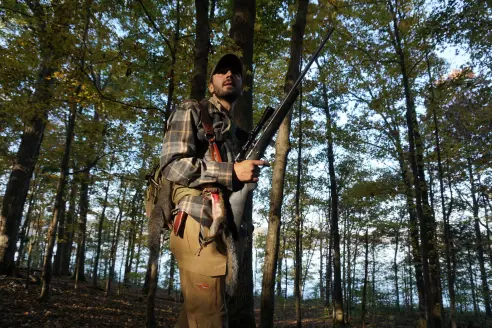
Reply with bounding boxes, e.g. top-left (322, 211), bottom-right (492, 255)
top-left (144, 99), bottom-right (218, 232)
